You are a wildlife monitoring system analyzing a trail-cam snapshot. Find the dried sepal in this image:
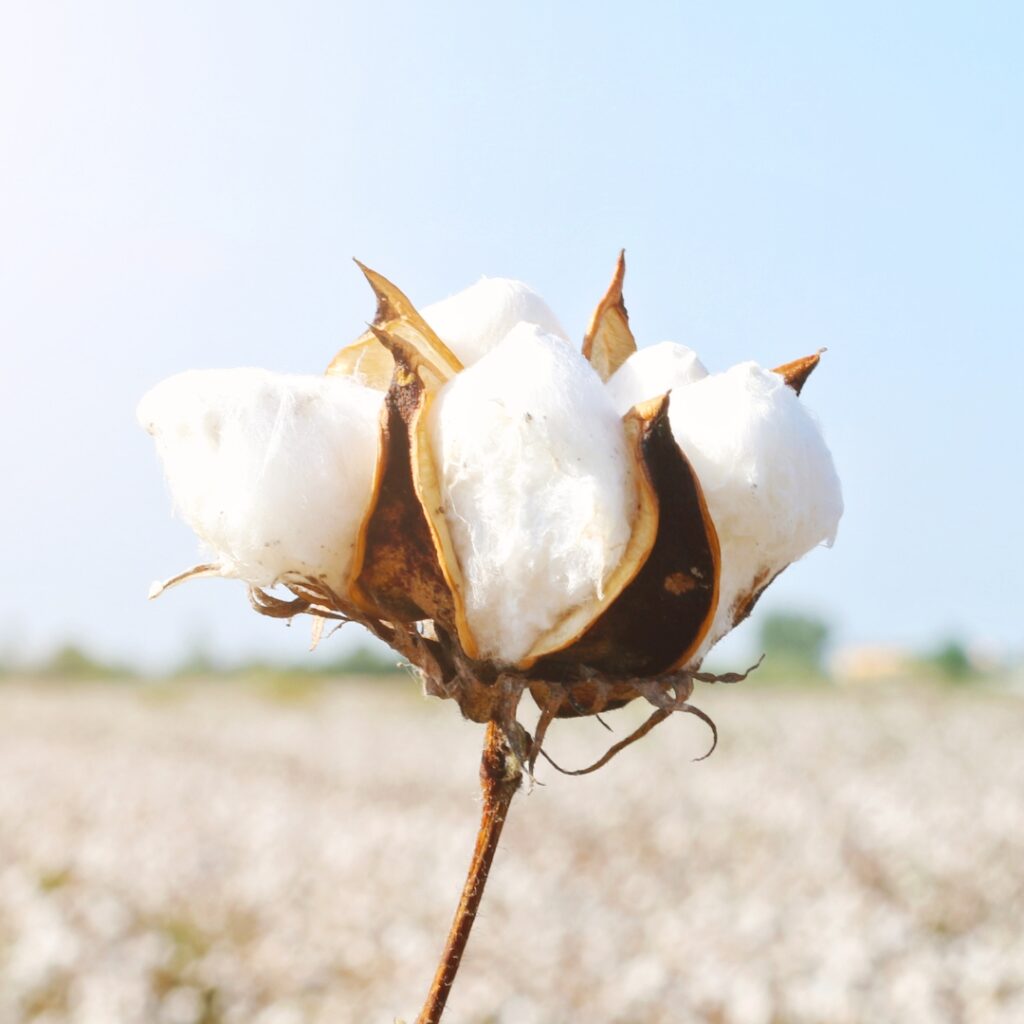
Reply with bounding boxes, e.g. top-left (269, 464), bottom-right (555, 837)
top-left (773, 348), bottom-right (825, 395)
top-left (539, 706), bottom-right (674, 776)
top-left (529, 393), bottom-right (720, 682)
top-left (247, 585), bottom-right (311, 619)
top-left (308, 614), bottom-right (327, 652)
top-left (529, 657), bottom-right (763, 775)
top-left (147, 562), bottom-right (221, 599)
top-left (527, 695), bottom-right (562, 776)
top-left (582, 250), bottom-right (637, 382)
